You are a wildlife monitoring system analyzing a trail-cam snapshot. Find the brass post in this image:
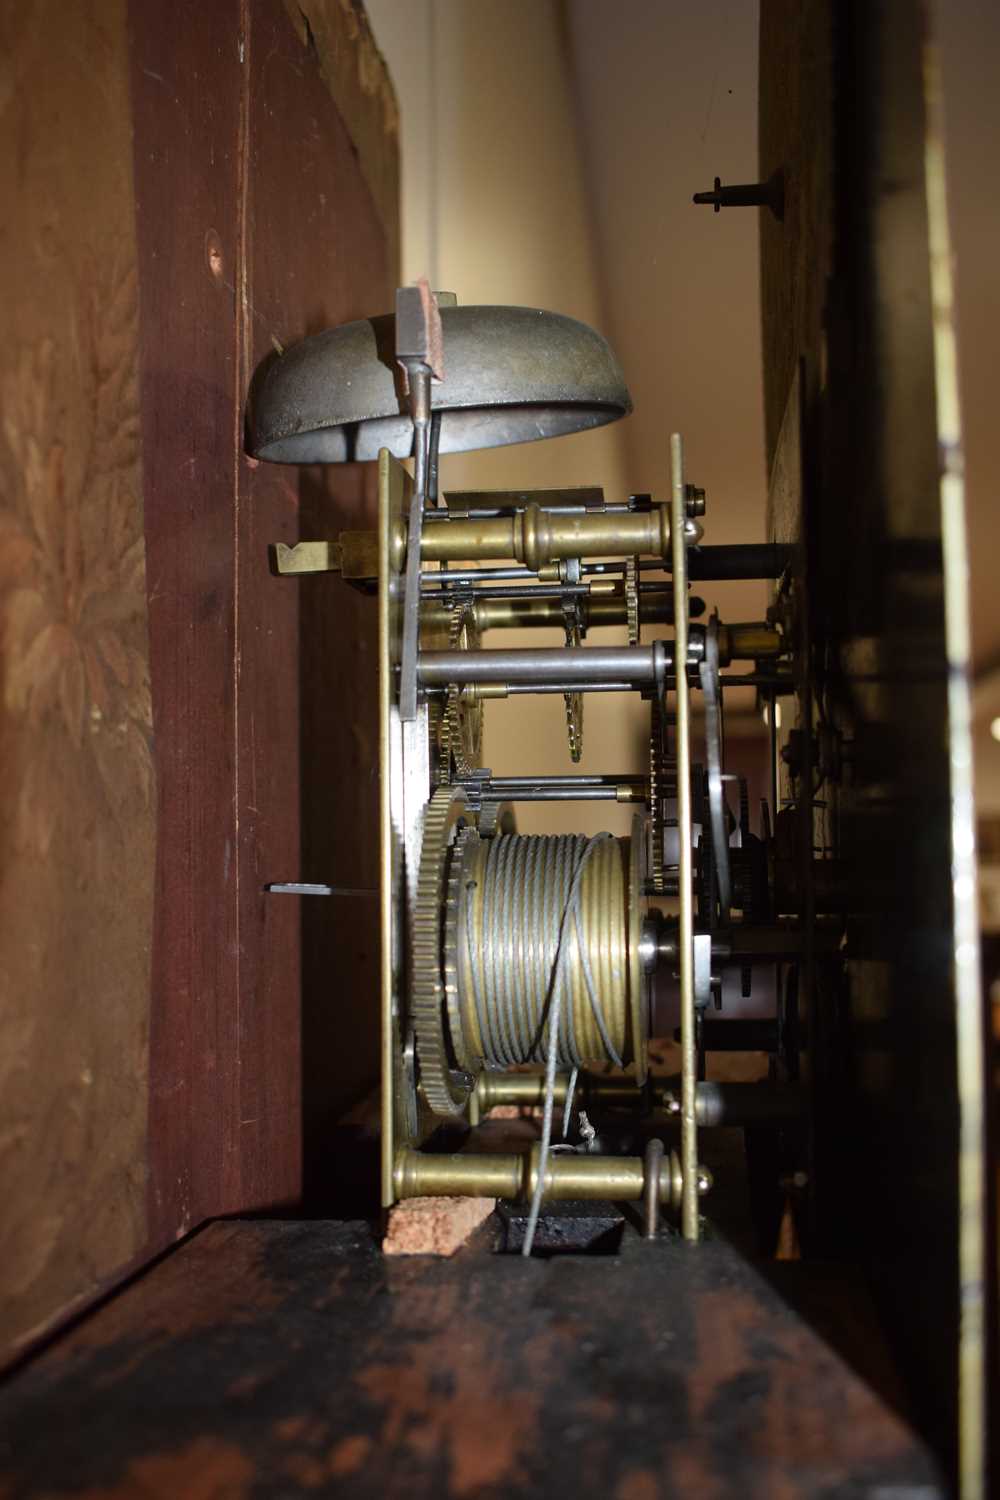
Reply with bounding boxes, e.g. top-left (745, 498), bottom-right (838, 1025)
top-left (419, 504), bottom-right (672, 567)
top-left (393, 1145), bottom-right (704, 1209)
